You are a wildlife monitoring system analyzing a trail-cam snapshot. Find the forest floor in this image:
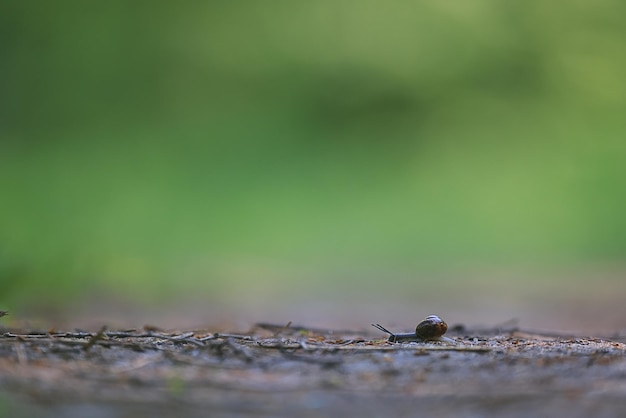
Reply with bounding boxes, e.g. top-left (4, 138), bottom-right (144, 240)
top-left (1, 321), bottom-right (626, 418)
